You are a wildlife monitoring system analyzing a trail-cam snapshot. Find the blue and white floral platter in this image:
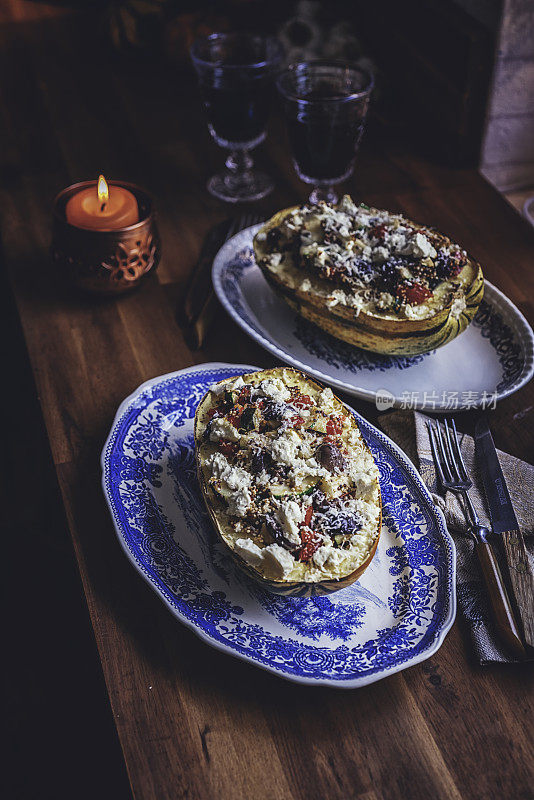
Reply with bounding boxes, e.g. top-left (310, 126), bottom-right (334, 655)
top-left (212, 225), bottom-right (534, 411)
top-left (101, 363), bottom-right (456, 687)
